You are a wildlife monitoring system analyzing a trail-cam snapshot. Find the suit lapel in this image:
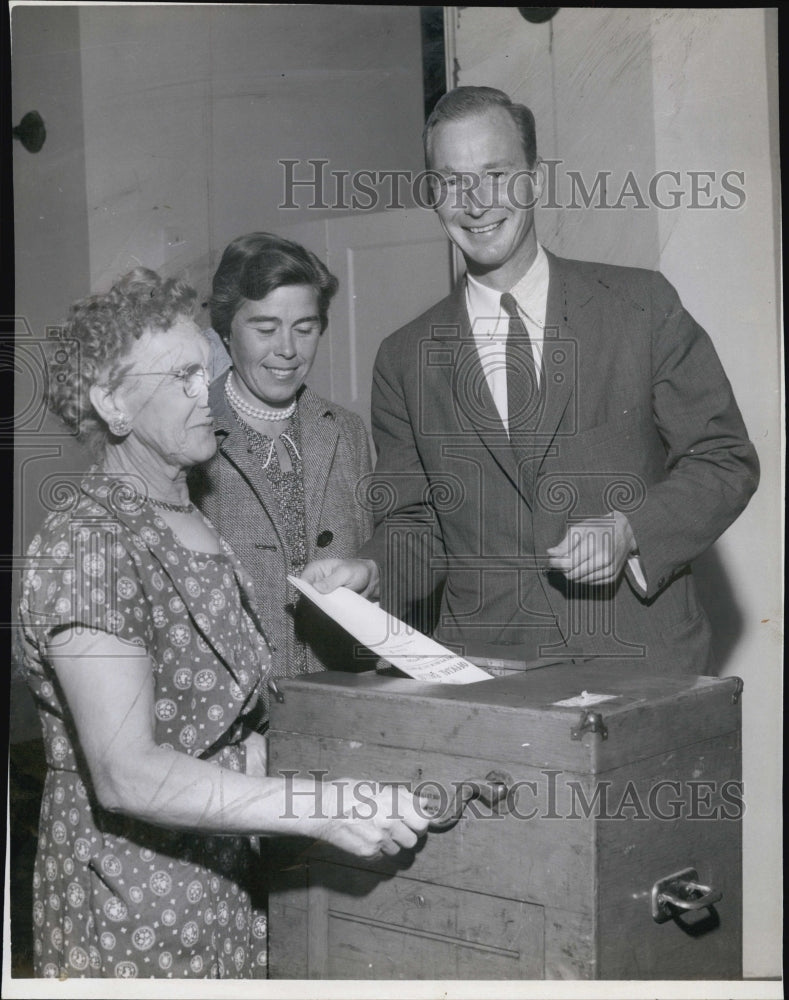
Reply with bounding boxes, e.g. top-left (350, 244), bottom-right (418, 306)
top-left (511, 253), bottom-right (584, 485)
top-left (299, 388), bottom-right (339, 547)
top-left (435, 285), bottom-right (522, 494)
top-left (445, 254), bottom-right (590, 502)
top-left (211, 373), bottom-right (288, 552)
